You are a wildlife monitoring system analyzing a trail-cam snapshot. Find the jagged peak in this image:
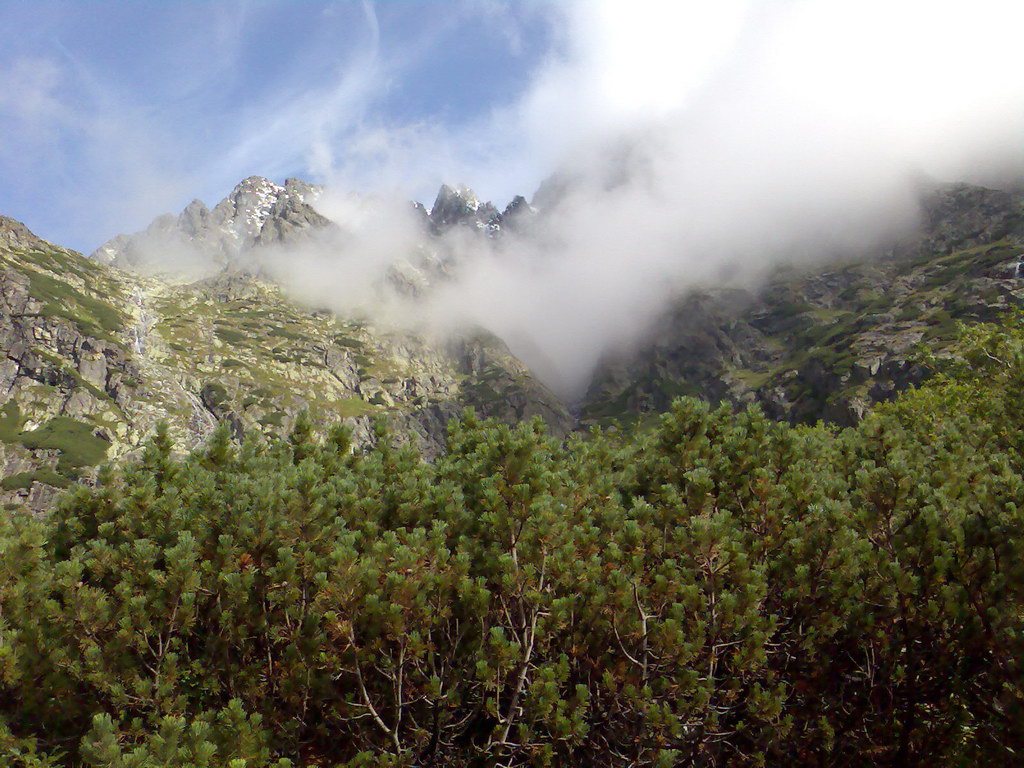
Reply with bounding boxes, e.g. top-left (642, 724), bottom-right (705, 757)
top-left (431, 184), bottom-right (480, 213)
top-left (429, 184), bottom-right (496, 234)
top-left (283, 177), bottom-right (321, 199)
top-left (177, 199), bottom-right (211, 237)
top-left (182, 198), bottom-right (210, 213)
top-left (89, 175), bottom-right (333, 270)
top-left (503, 195), bottom-right (533, 217)
top-left (233, 175), bottom-right (283, 194)
top-left (146, 212), bottom-right (177, 232)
